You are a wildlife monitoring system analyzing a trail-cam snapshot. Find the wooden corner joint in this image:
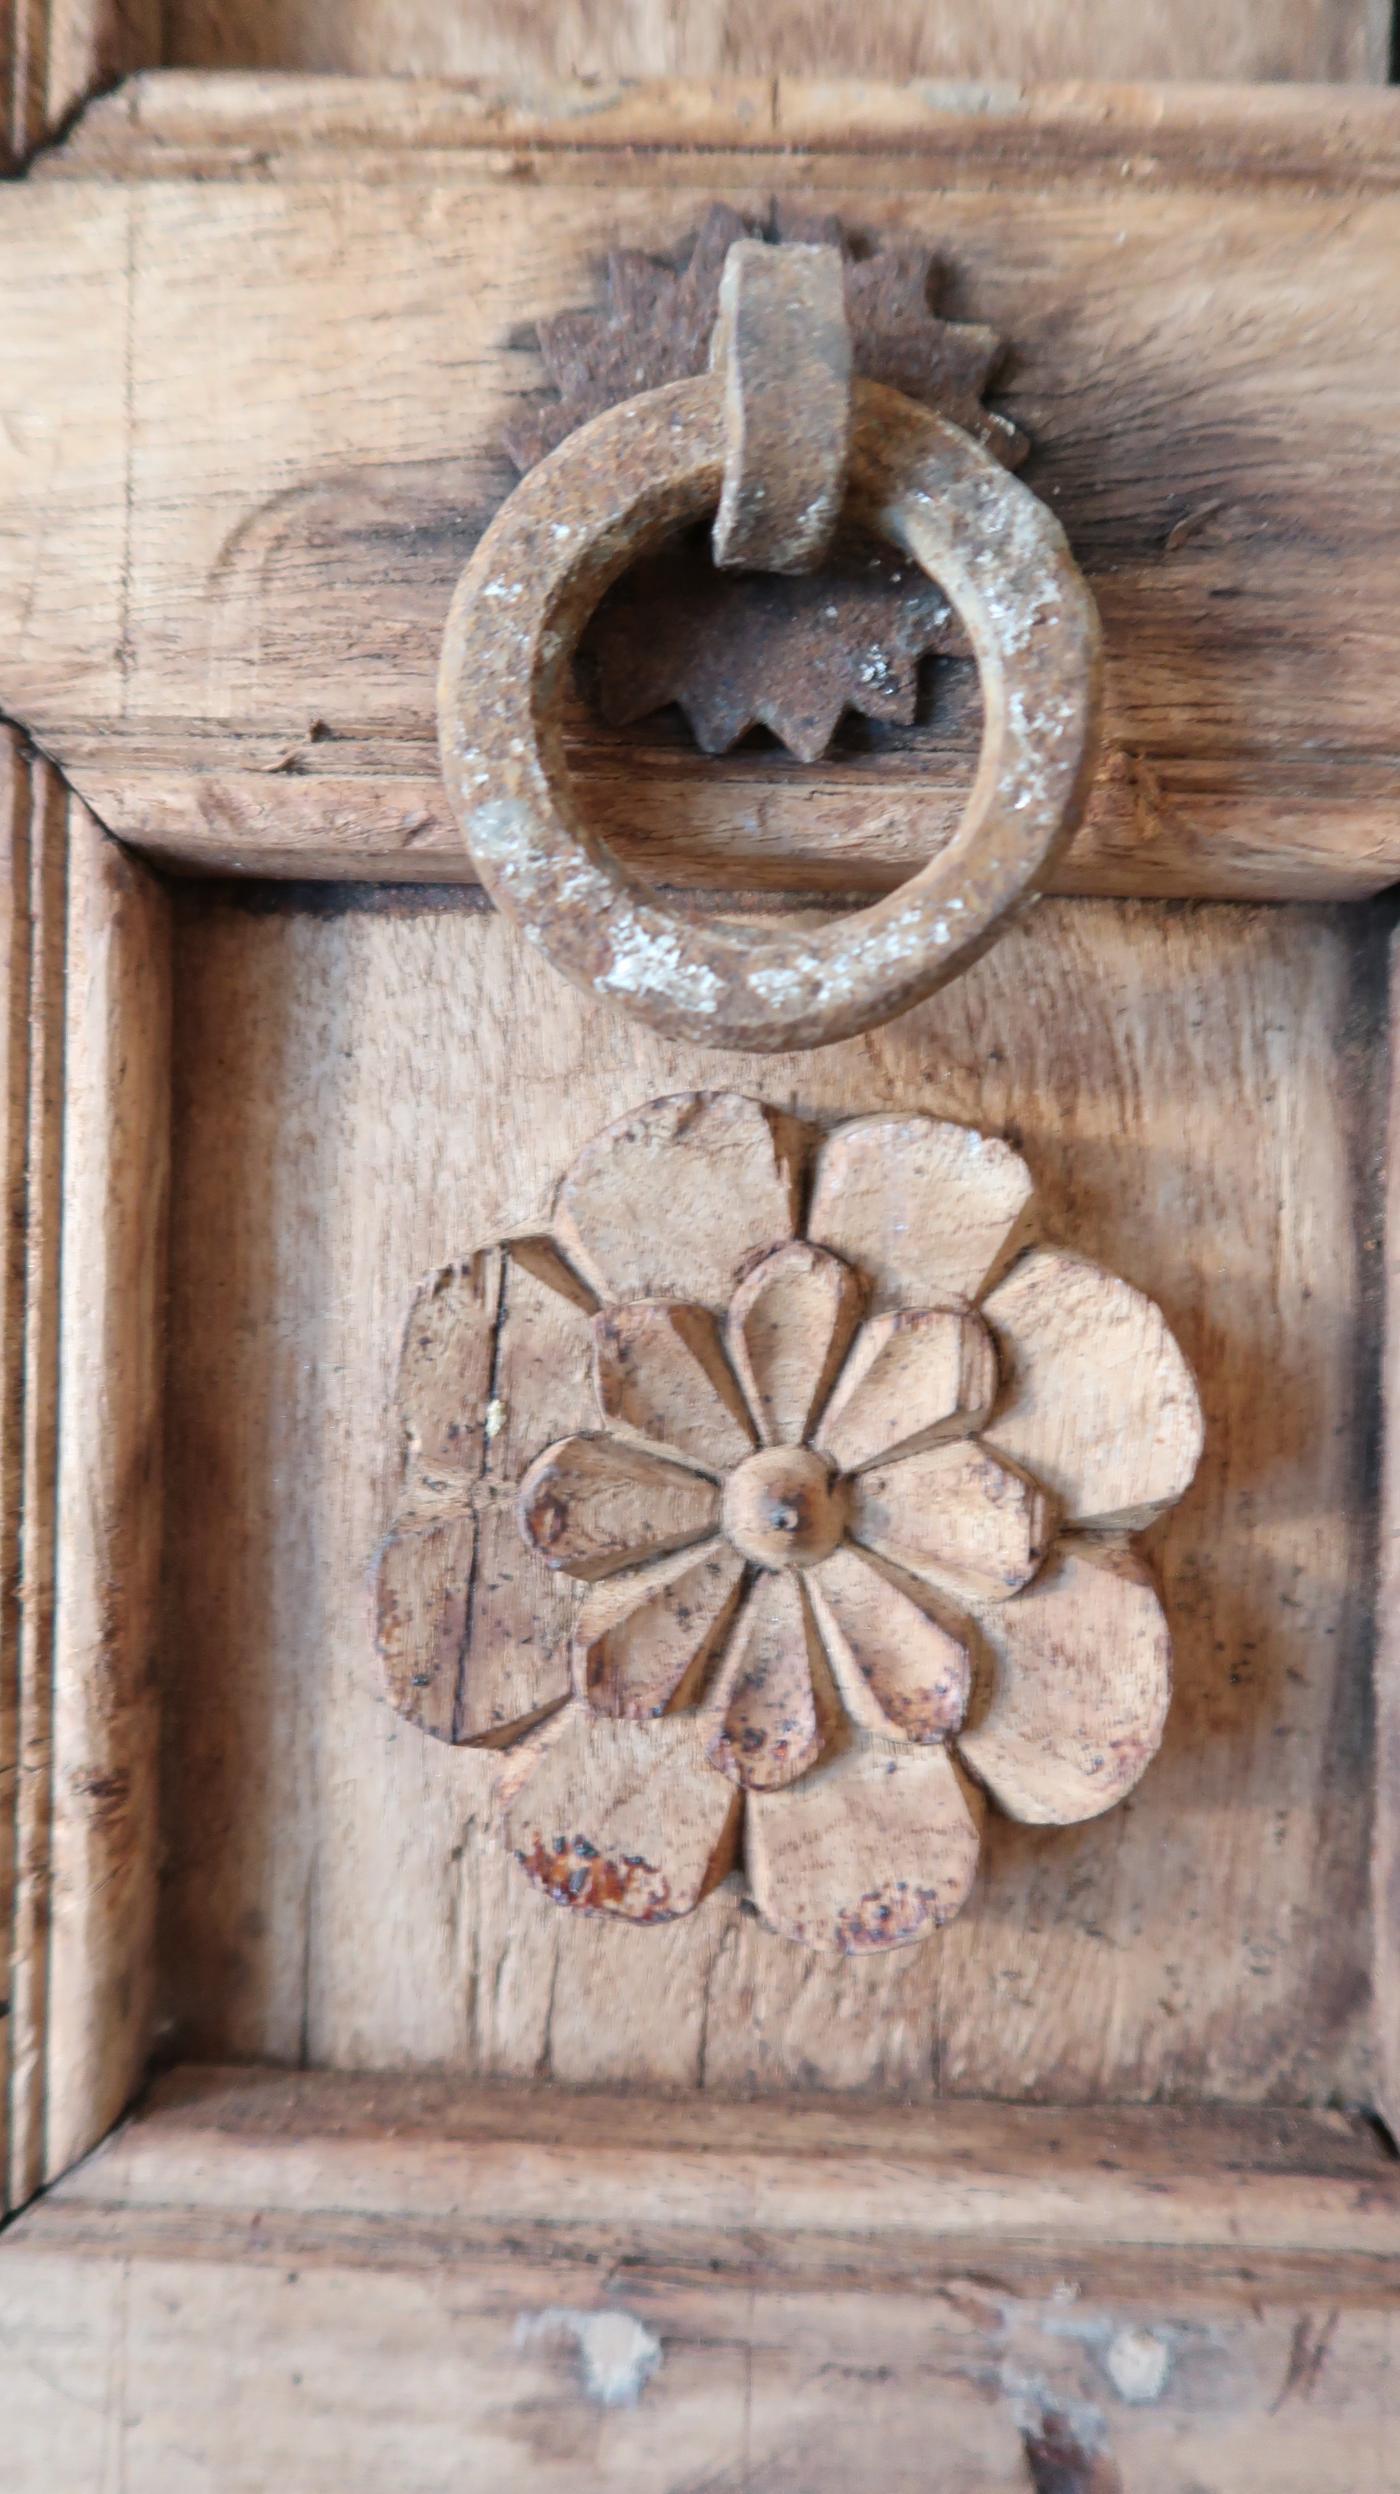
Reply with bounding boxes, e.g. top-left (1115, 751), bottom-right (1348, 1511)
top-left (372, 1090), bottom-right (1203, 1955)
